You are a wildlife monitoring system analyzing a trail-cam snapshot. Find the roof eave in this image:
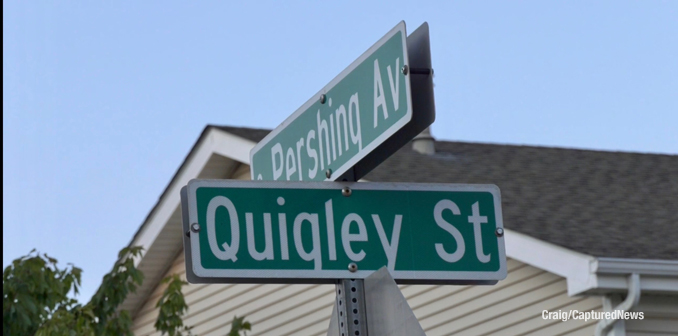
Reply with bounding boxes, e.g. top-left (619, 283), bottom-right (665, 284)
top-left (117, 127), bottom-right (257, 315)
top-left (116, 126), bottom-right (678, 315)
top-left (506, 229), bottom-right (678, 296)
